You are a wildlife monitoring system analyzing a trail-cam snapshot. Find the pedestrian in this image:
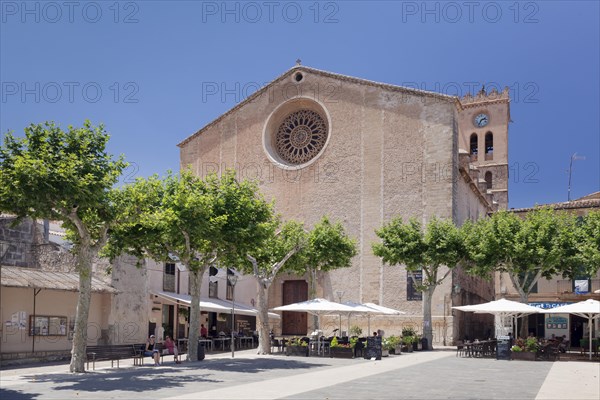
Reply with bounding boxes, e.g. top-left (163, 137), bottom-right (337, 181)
top-left (144, 334), bottom-right (161, 366)
top-left (163, 335), bottom-right (181, 364)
